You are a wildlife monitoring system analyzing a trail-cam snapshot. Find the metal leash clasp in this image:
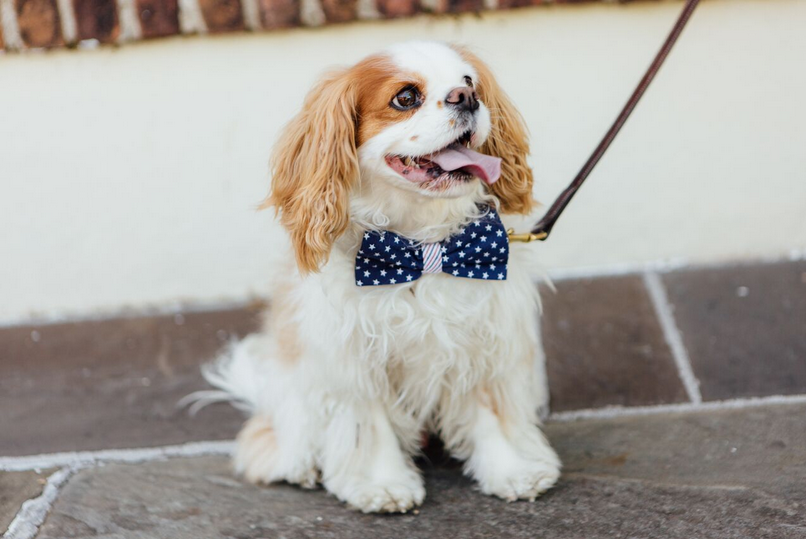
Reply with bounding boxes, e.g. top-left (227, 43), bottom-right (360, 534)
top-left (506, 229), bottom-right (548, 243)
